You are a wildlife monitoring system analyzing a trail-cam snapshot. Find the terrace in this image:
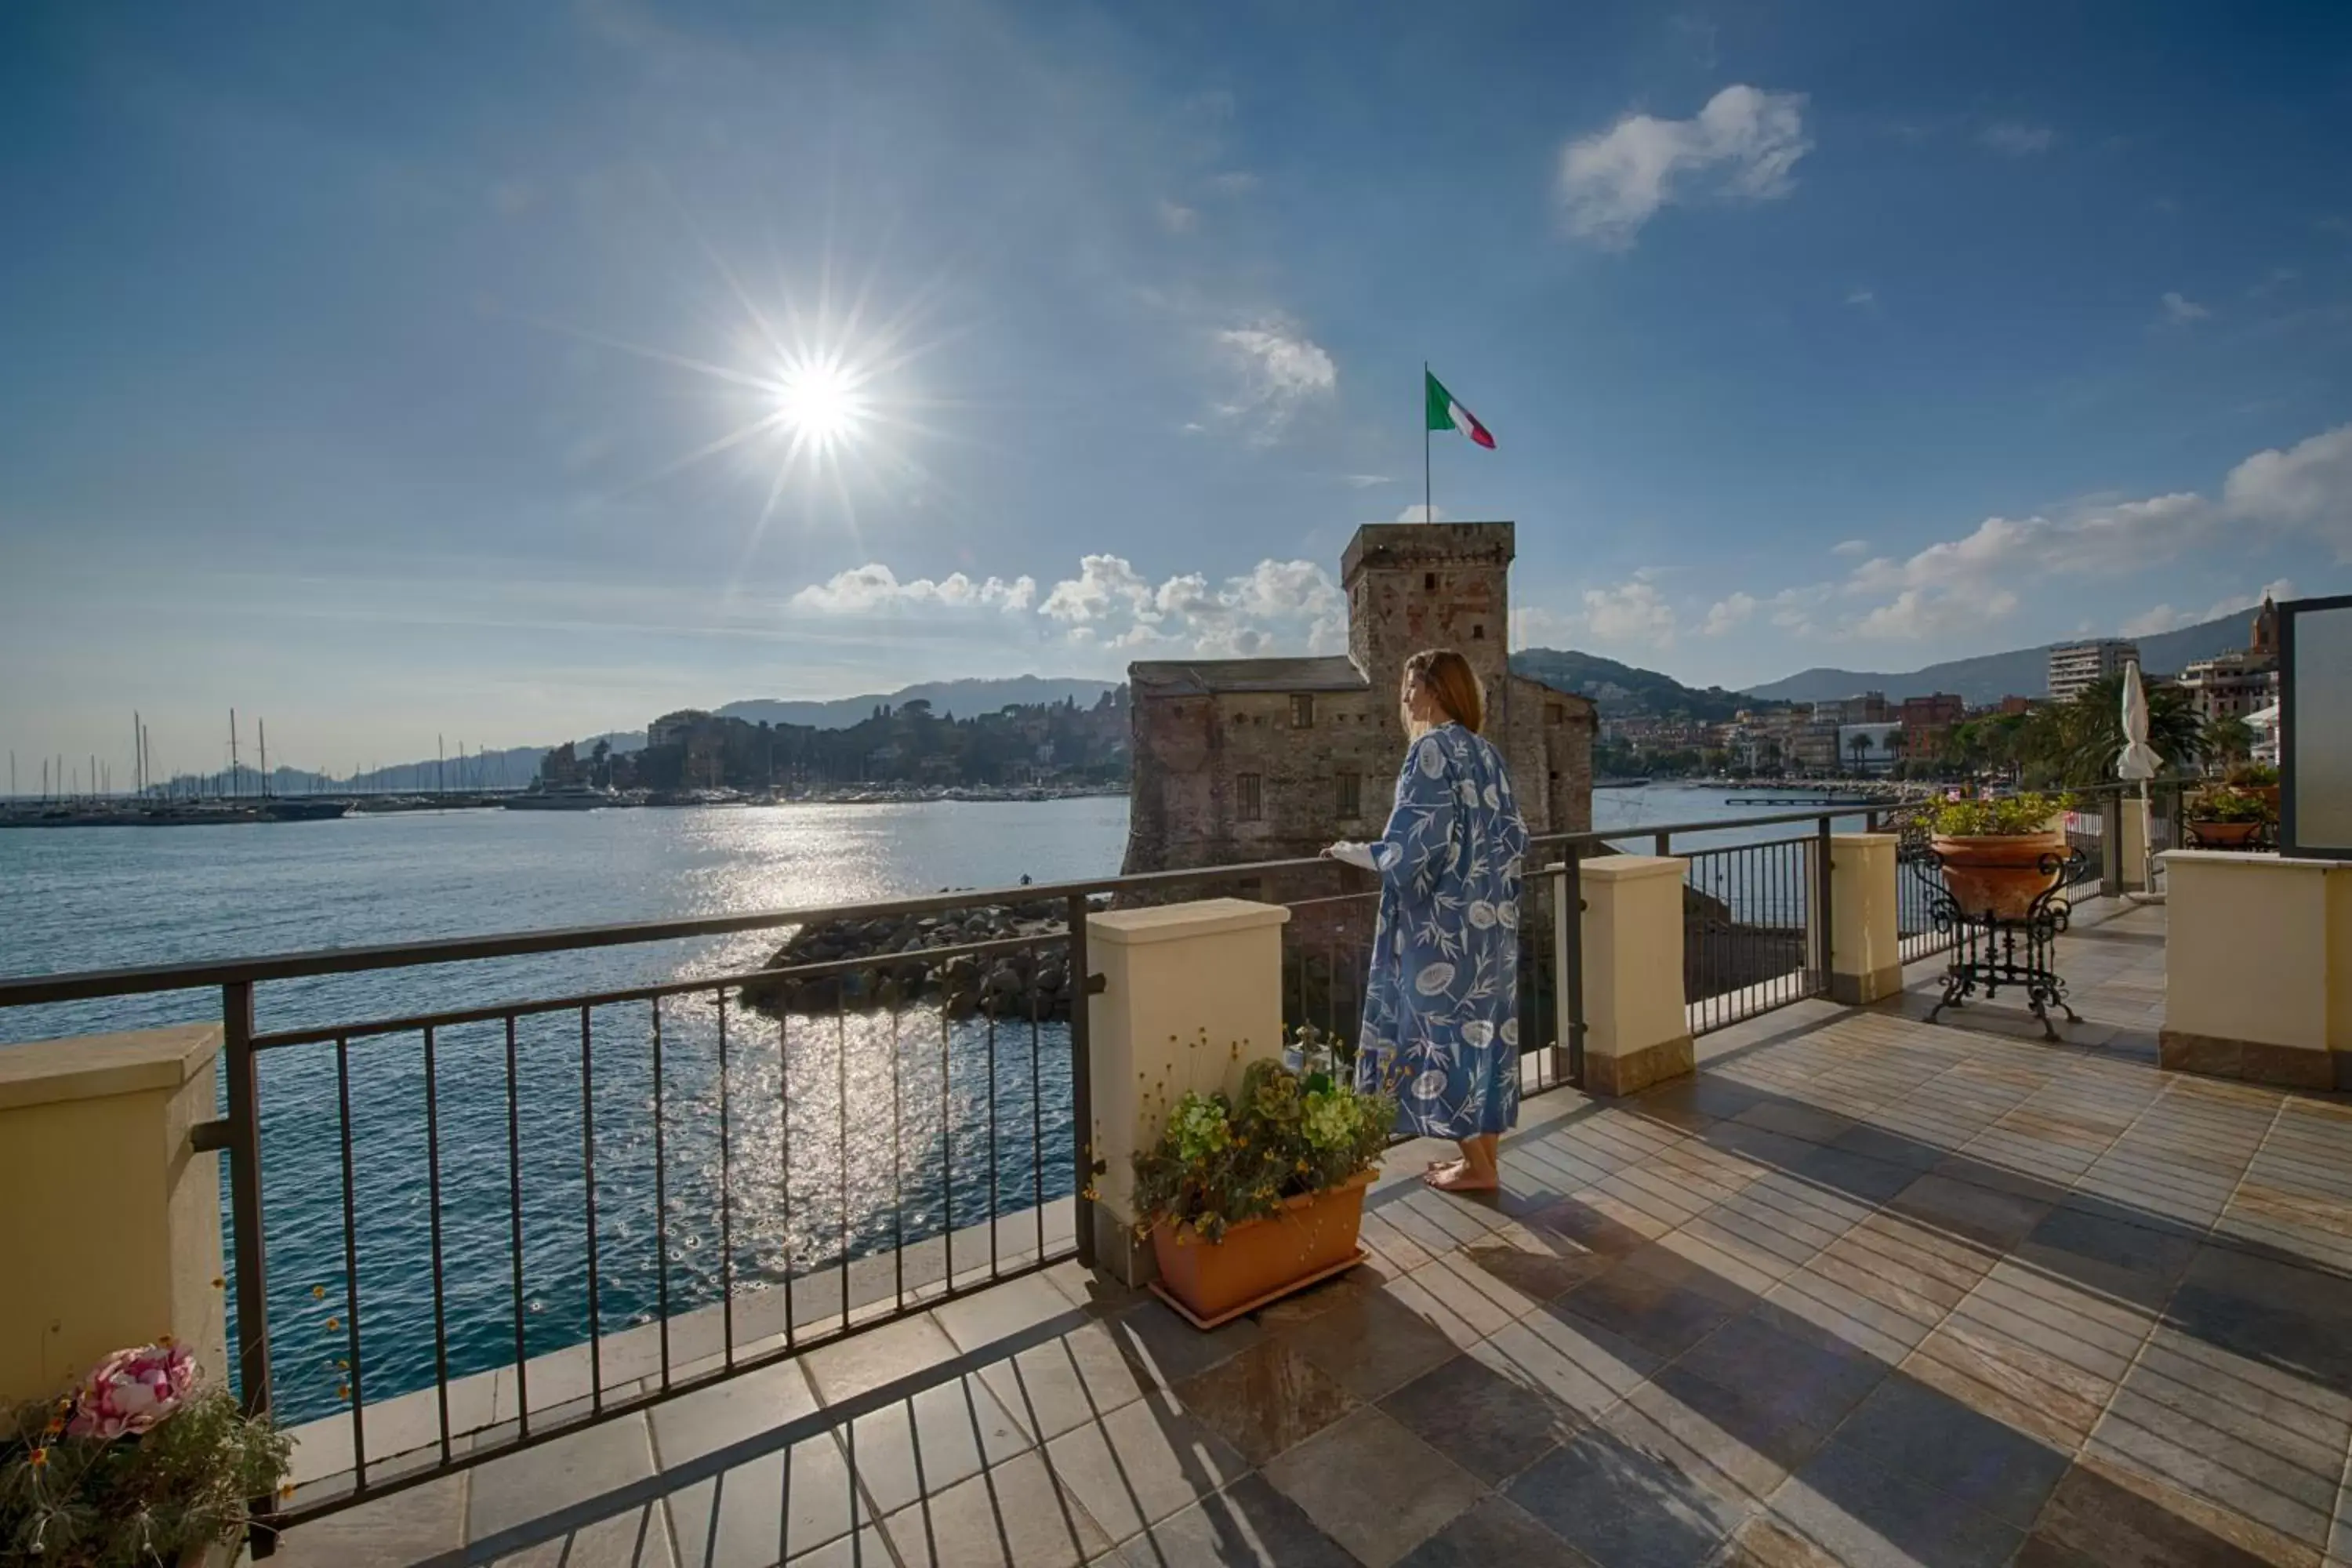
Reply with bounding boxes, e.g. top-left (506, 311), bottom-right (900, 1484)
top-left (5, 814), bottom-right (2348, 1567)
